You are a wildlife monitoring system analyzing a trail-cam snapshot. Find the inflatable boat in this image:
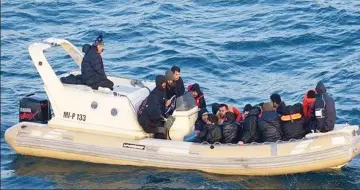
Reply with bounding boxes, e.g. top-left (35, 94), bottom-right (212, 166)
top-left (5, 38), bottom-right (360, 176)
